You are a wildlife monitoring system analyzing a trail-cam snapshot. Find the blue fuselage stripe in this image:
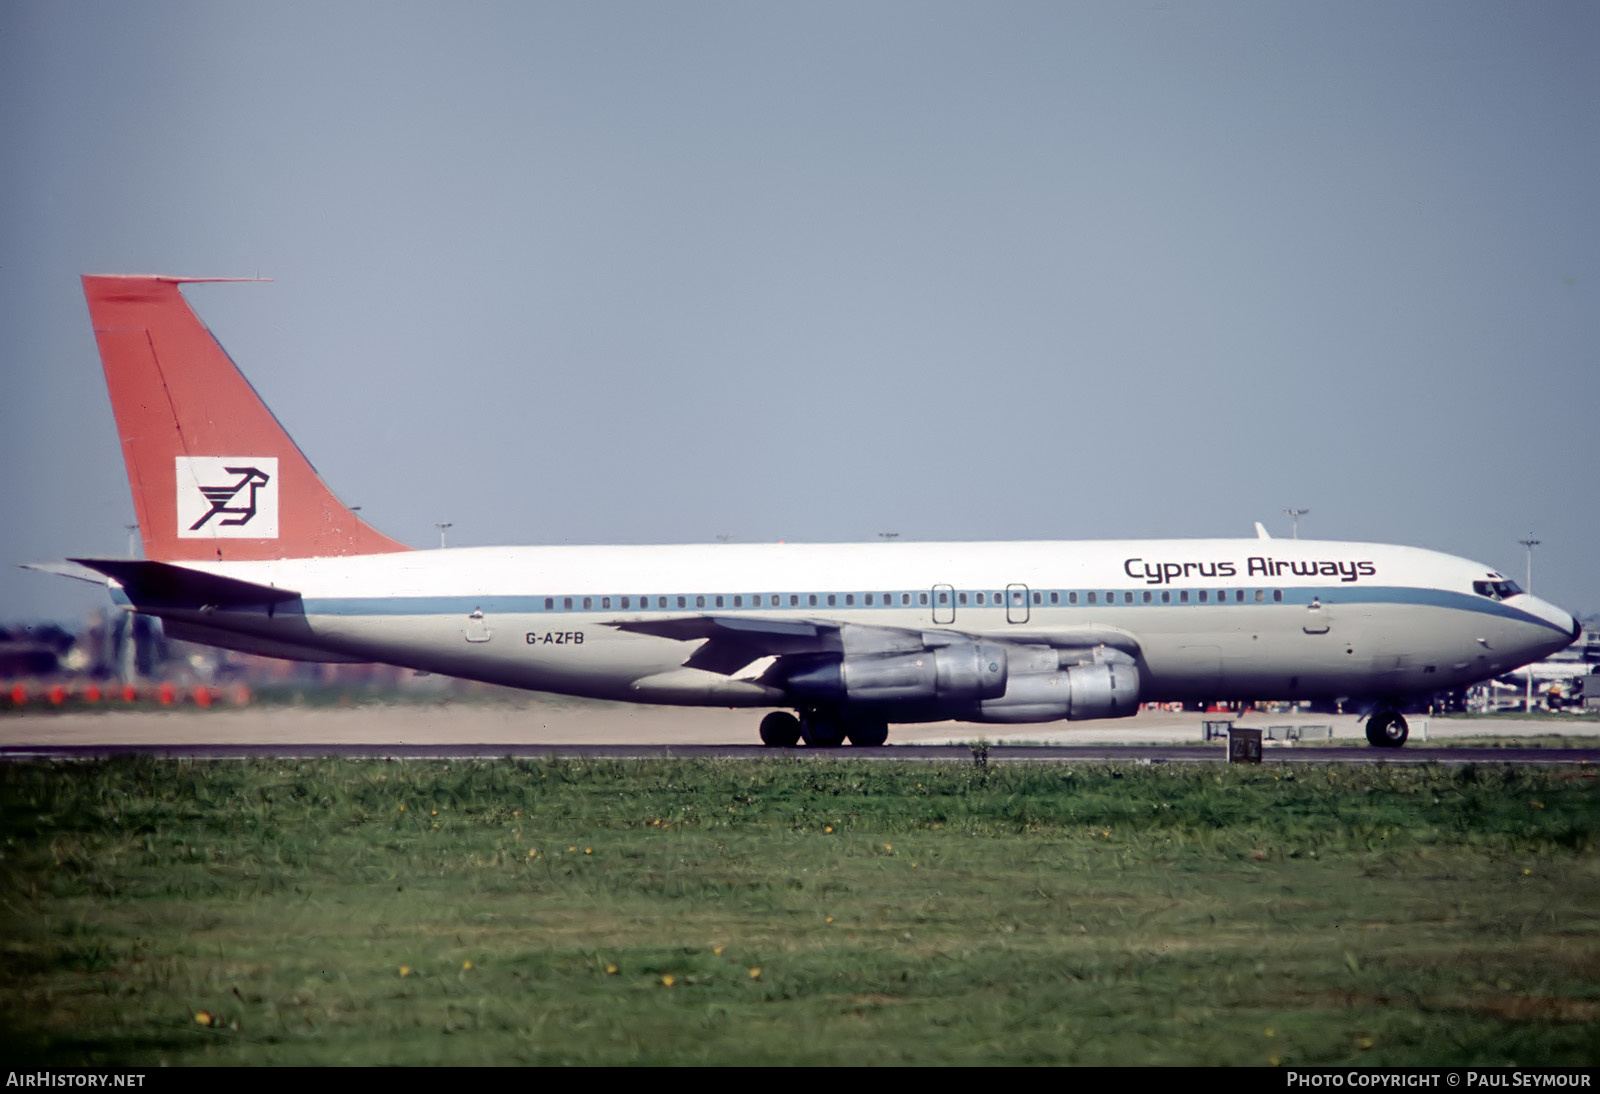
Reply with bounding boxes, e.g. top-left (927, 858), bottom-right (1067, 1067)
top-left (272, 585), bottom-right (1563, 635)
